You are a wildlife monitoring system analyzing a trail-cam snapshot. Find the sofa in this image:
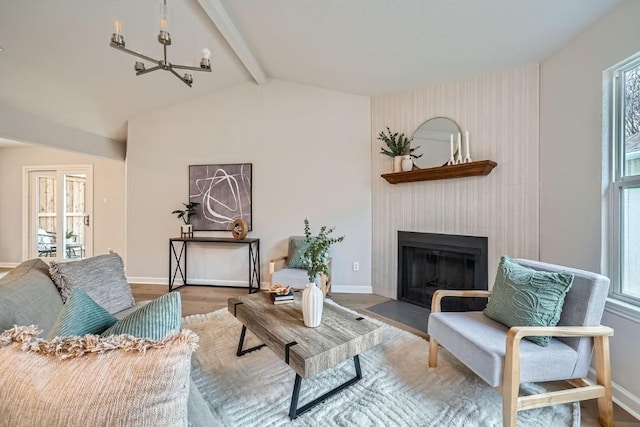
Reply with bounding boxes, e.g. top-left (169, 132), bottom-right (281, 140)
top-left (0, 257), bottom-right (216, 426)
